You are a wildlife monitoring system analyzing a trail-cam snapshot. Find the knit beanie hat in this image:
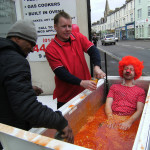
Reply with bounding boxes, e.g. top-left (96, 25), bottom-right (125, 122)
top-left (7, 19), bottom-right (37, 45)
